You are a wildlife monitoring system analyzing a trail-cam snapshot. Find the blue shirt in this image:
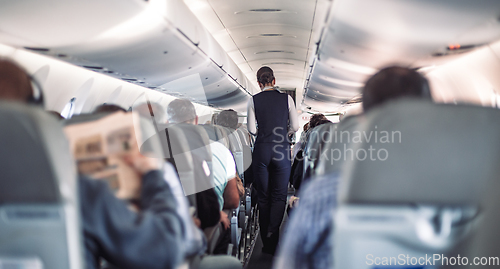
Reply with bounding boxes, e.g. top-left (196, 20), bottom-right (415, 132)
top-left (274, 173), bottom-right (339, 269)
